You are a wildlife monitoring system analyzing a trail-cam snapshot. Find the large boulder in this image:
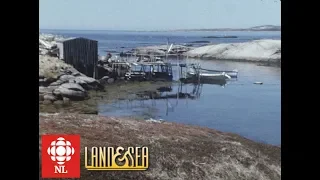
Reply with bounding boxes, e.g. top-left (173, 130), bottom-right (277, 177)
top-left (53, 83), bottom-right (88, 101)
top-left (60, 83), bottom-right (85, 92)
top-left (62, 68), bottom-right (85, 77)
top-left (74, 76), bottom-right (96, 84)
top-left (59, 75), bottom-right (76, 82)
top-left (72, 76), bottom-right (104, 91)
top-left (50, 75), bottom-right (77, 86)
top-left (49, 80), bottom-right (64, 86)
